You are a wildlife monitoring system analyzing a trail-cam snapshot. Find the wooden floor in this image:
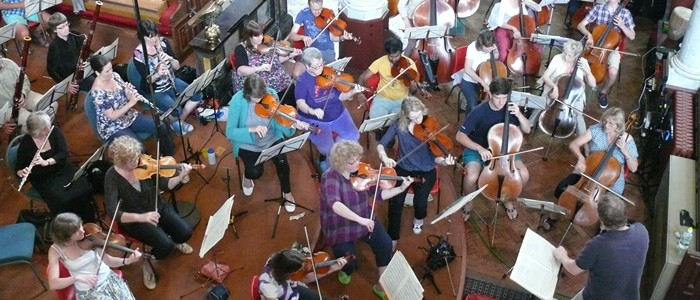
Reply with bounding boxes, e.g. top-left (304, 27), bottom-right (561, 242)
top-left (0, 3), bottom-right (658, 300)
